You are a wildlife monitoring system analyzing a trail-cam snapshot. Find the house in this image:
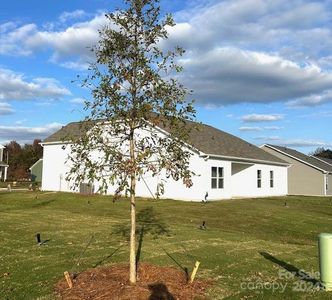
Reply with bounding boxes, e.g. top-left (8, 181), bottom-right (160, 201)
top-left (0, 145), bottom-right (8, 182)
top-left (29, 159), bottom-right (43, 183)
top-left (261, 144), bottom-right (332, 196)
top-left (41, 120), bottom-right (289, 201)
